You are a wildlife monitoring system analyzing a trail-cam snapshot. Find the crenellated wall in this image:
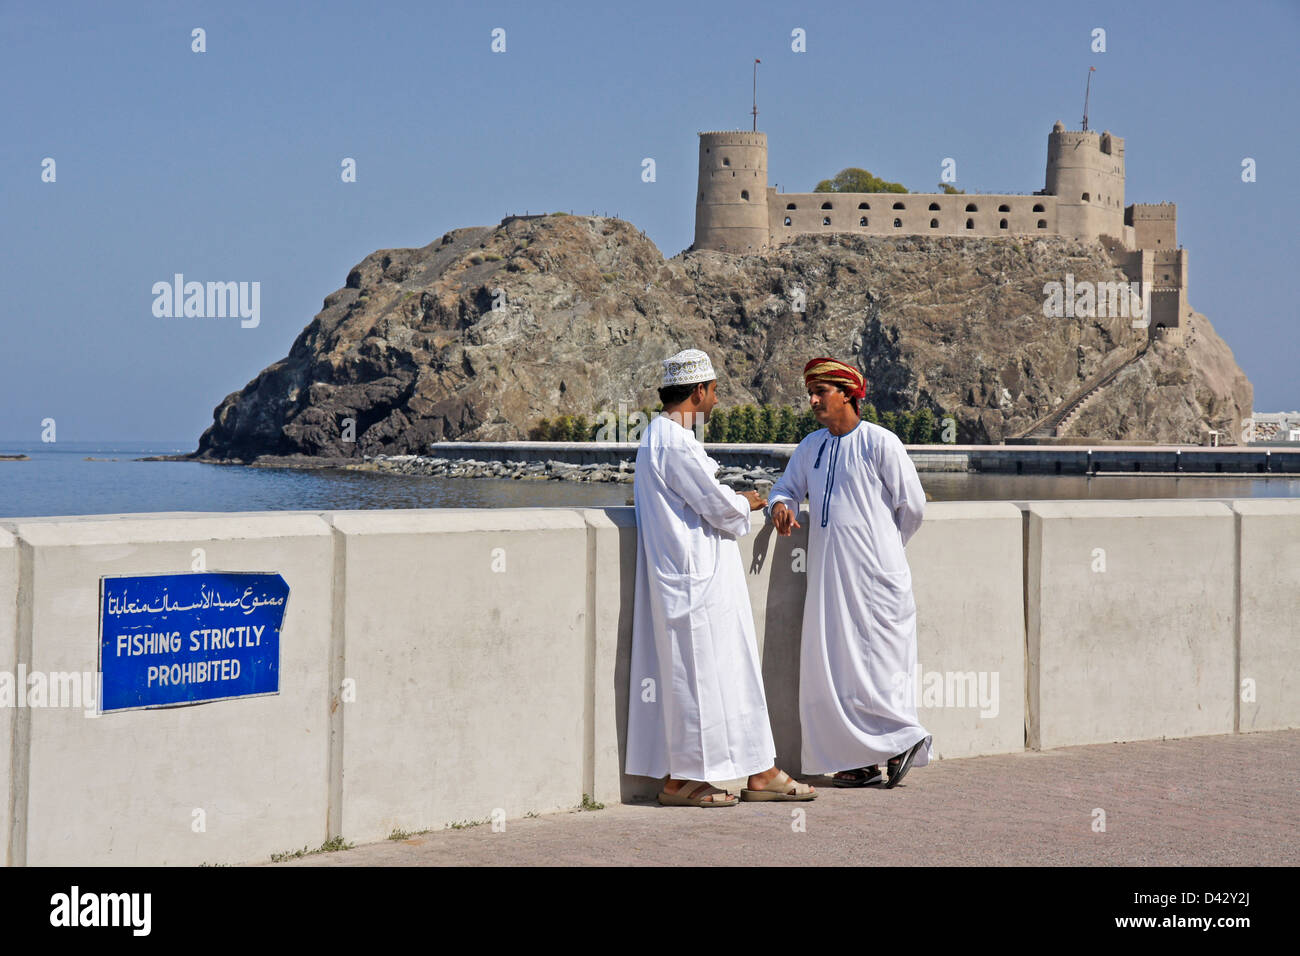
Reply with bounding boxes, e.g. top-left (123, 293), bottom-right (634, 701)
top-left (695, 121), bottom-right (1175, 259)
